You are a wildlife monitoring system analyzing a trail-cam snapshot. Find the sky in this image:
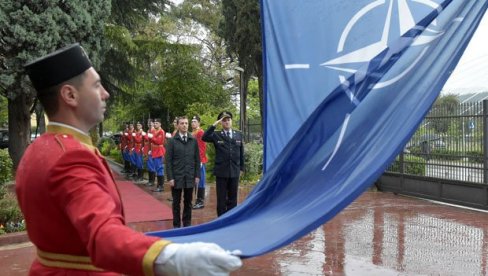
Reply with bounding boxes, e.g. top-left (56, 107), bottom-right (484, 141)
top-left (440, 11), bottom-right (488, 94)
